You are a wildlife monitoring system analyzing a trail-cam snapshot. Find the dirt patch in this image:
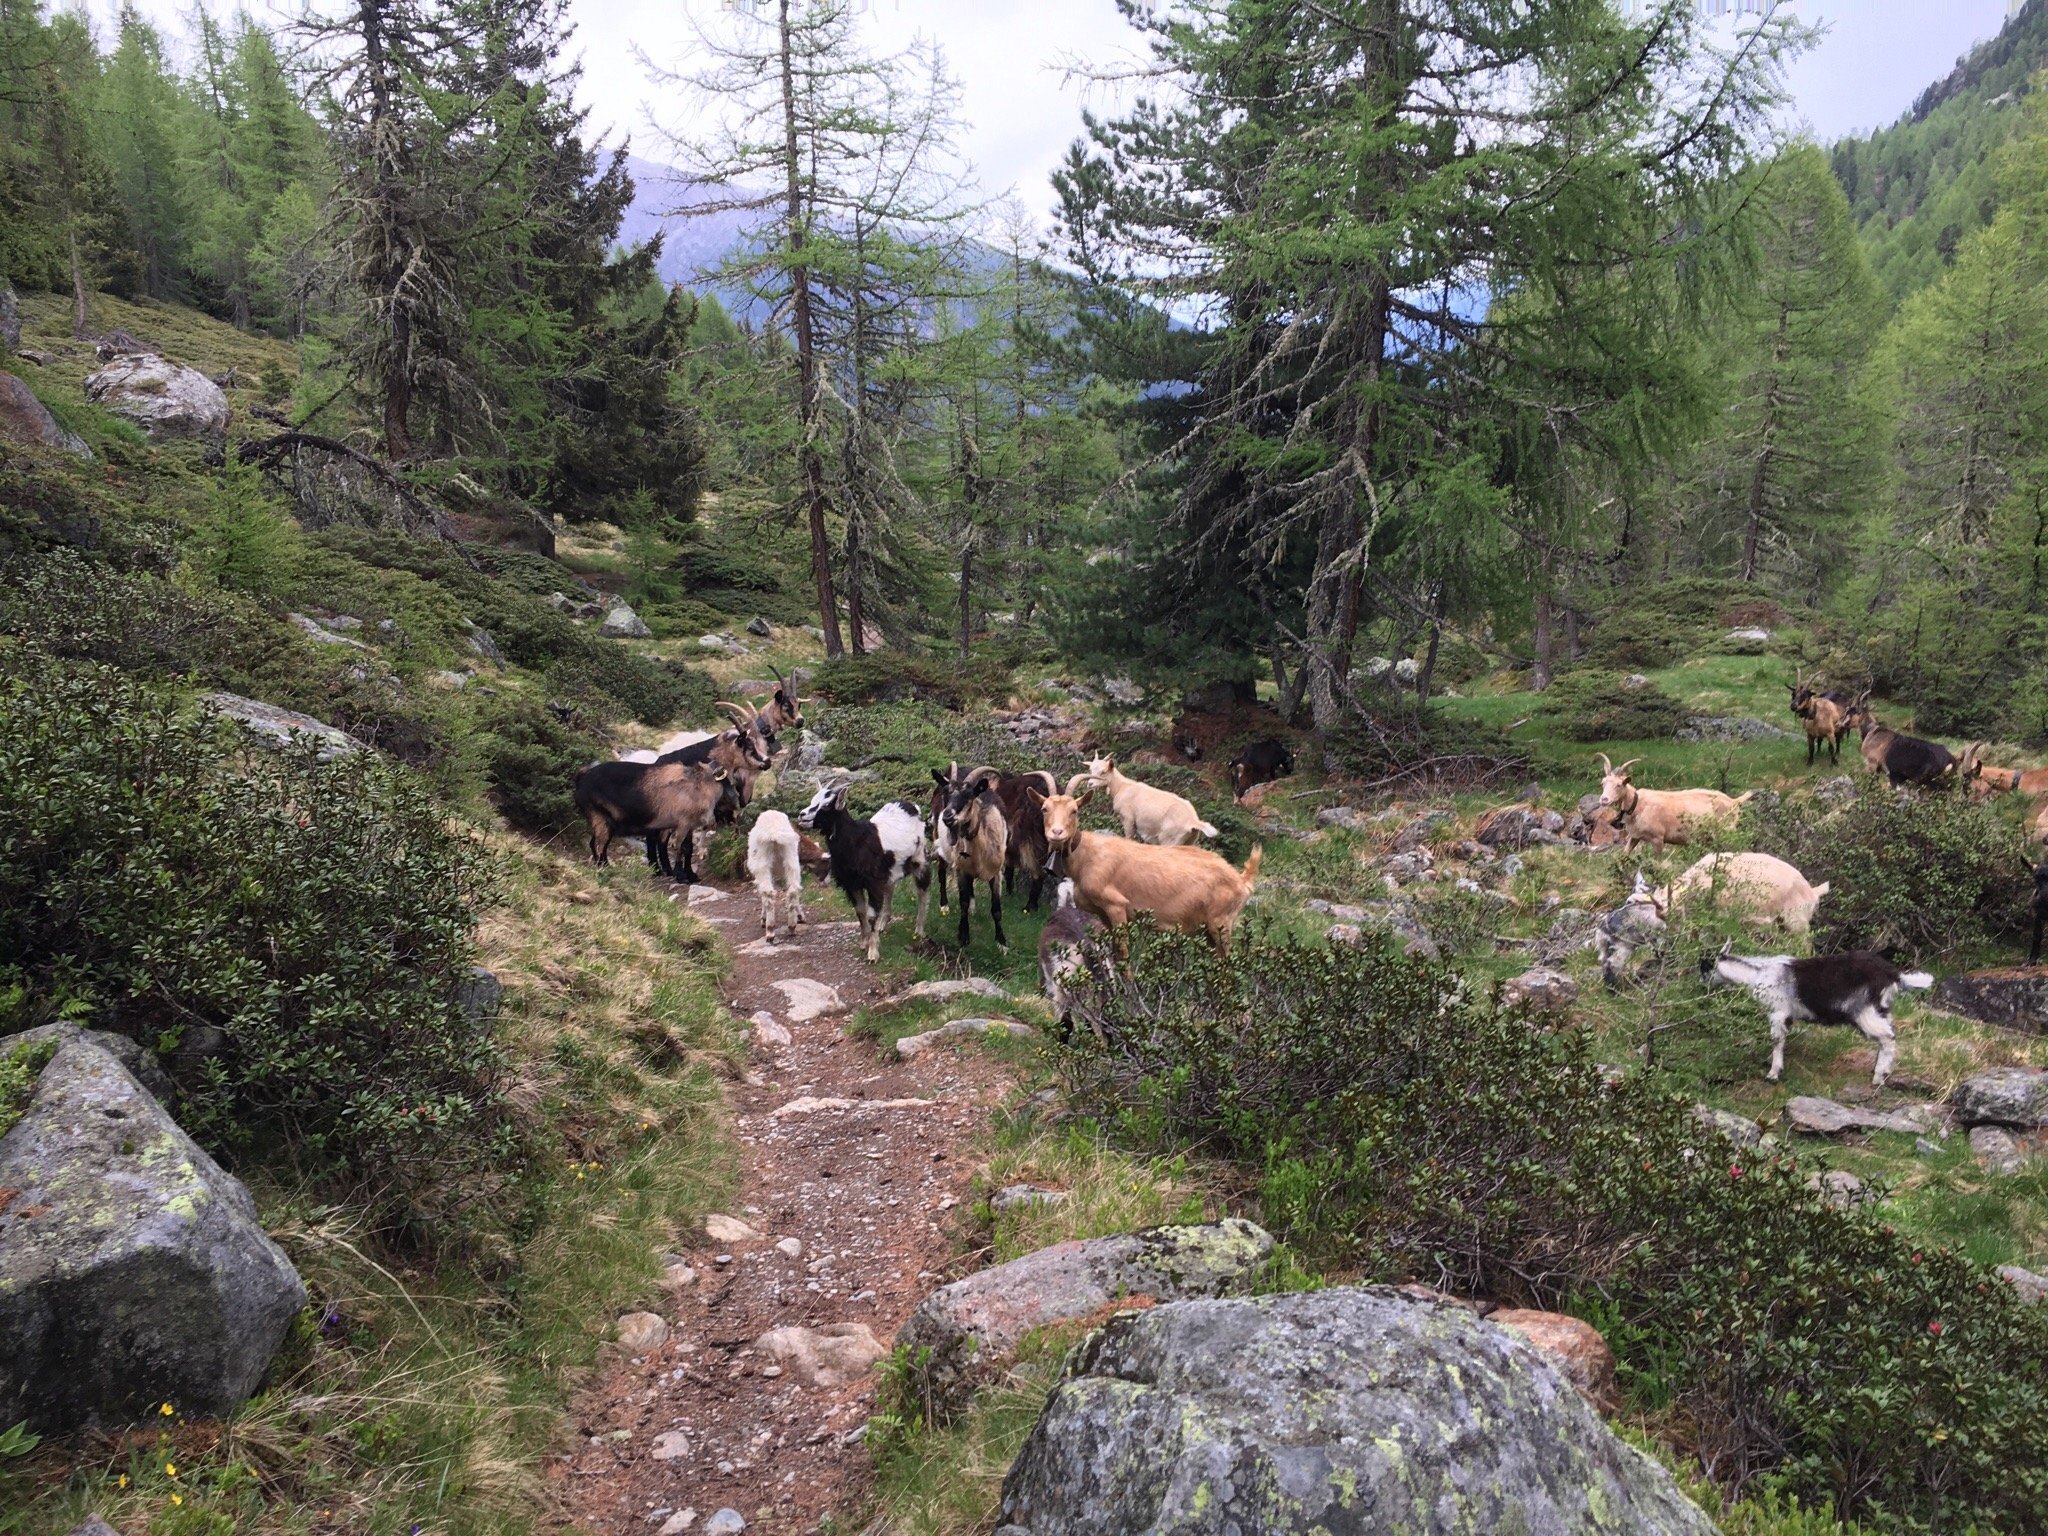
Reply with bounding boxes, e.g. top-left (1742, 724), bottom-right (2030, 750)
top-left (551, 879), bottom-right (1016, 1534)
